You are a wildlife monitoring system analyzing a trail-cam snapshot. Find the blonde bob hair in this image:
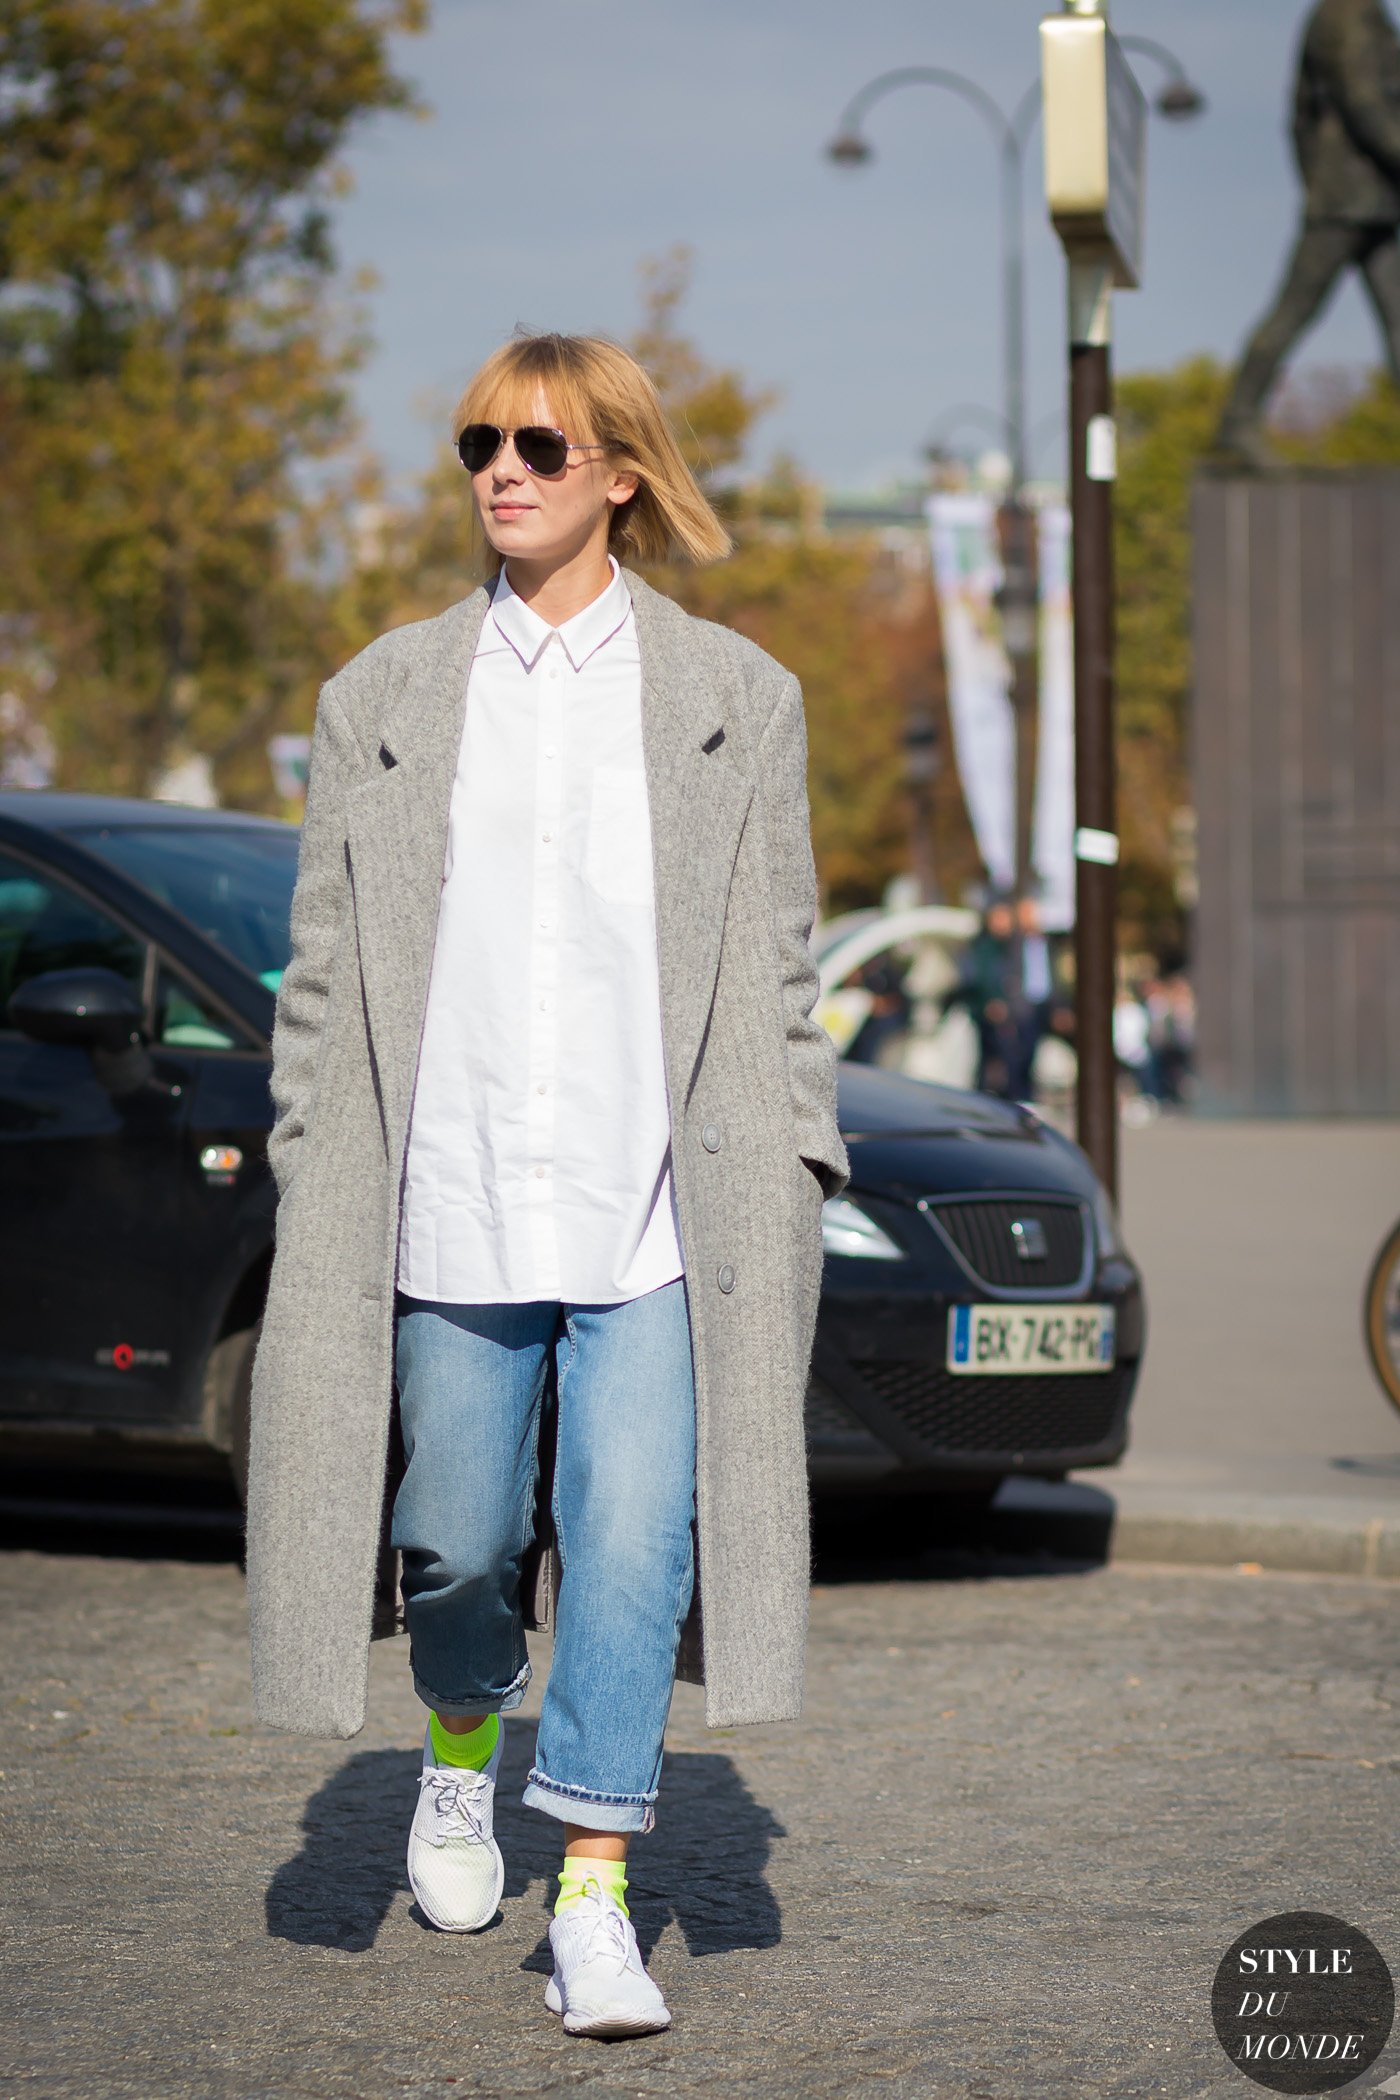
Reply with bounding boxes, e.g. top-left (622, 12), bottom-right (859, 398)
top-left (452, 332), bottom-right (732, 569)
